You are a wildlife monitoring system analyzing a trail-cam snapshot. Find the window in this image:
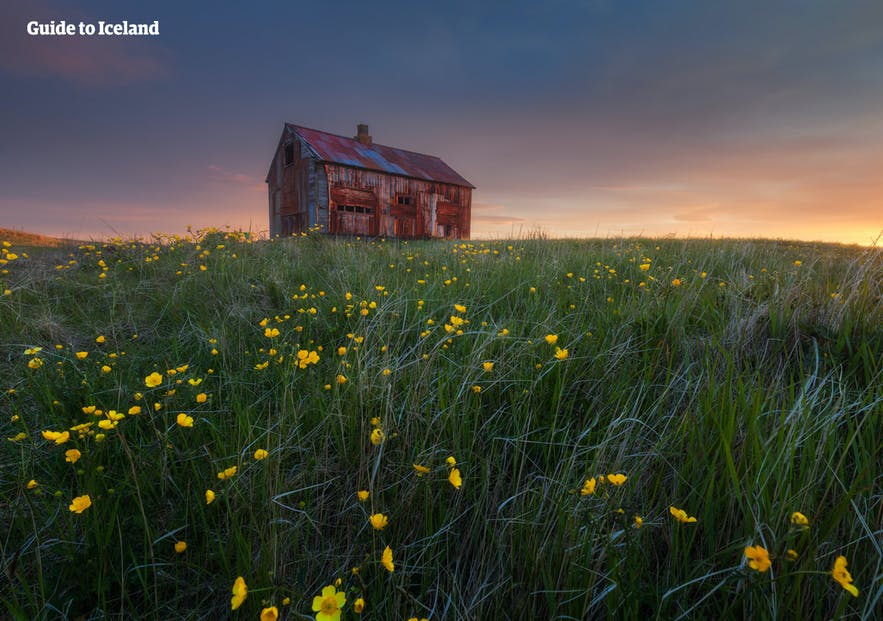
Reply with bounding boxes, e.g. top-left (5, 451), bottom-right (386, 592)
top-left (284, 142), bottom-right (294, 166)
top-left (339, 205), bottom-right (374, 214)
top-left (396, 195), bottom-right (413, 206)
